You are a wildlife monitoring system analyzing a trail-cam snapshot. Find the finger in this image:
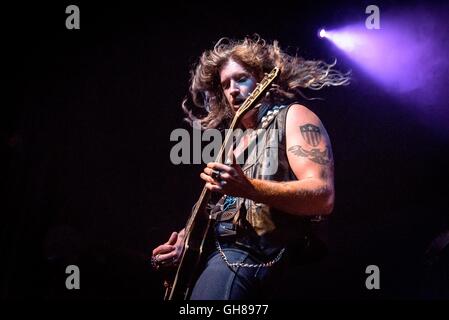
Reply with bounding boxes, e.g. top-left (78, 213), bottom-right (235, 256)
top-left (204, 167), bottom-right (219, 176)
top-left (175, 235), bottom-right (185, 246)
top-left (157, 251), bottom-right (178, 263)
top-left (152, 245), bottom-right (166, 256)
top-left (152, 244), bottom-right (175, 256)
top-left (218, 172), bottom-right (232, 180)
top-left (166, 232), bottom-right (178, 245)
top-left (206, 169), bottom-right (226, 182)
top-left (203, 168), bottom-right (214, 177)
top-left (205, 182), bottom-right (223, 193)
top-left (207, 162), bottom-right (232, 172)
top-left (200, 172), bottom-right (219, 184)
top-left (205, 167), bottom-right (237, 181)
